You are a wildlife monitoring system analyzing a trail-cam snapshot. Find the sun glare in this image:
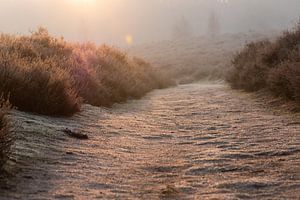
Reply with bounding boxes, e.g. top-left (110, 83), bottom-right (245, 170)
top-left (67, 0), bottom-right (114, 15)
top-left (68, 0), bottom-right (96, 7)
top-left (73, 0), bottom-right (95, 4)
top-left (125, 35), bottom-right (133, 45)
